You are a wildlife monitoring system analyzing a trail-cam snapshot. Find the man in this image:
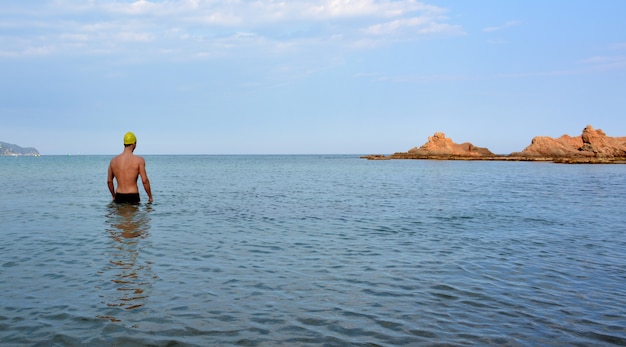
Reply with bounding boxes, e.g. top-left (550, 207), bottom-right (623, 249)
top-left (108, 132), bottom-right (153, 204)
